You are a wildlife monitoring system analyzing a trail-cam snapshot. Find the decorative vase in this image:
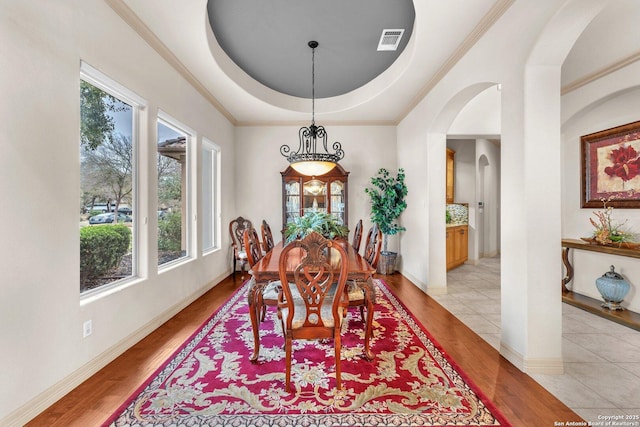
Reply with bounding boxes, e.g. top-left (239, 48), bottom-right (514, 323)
top-left (595, 265), bottom-right (630, 311)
